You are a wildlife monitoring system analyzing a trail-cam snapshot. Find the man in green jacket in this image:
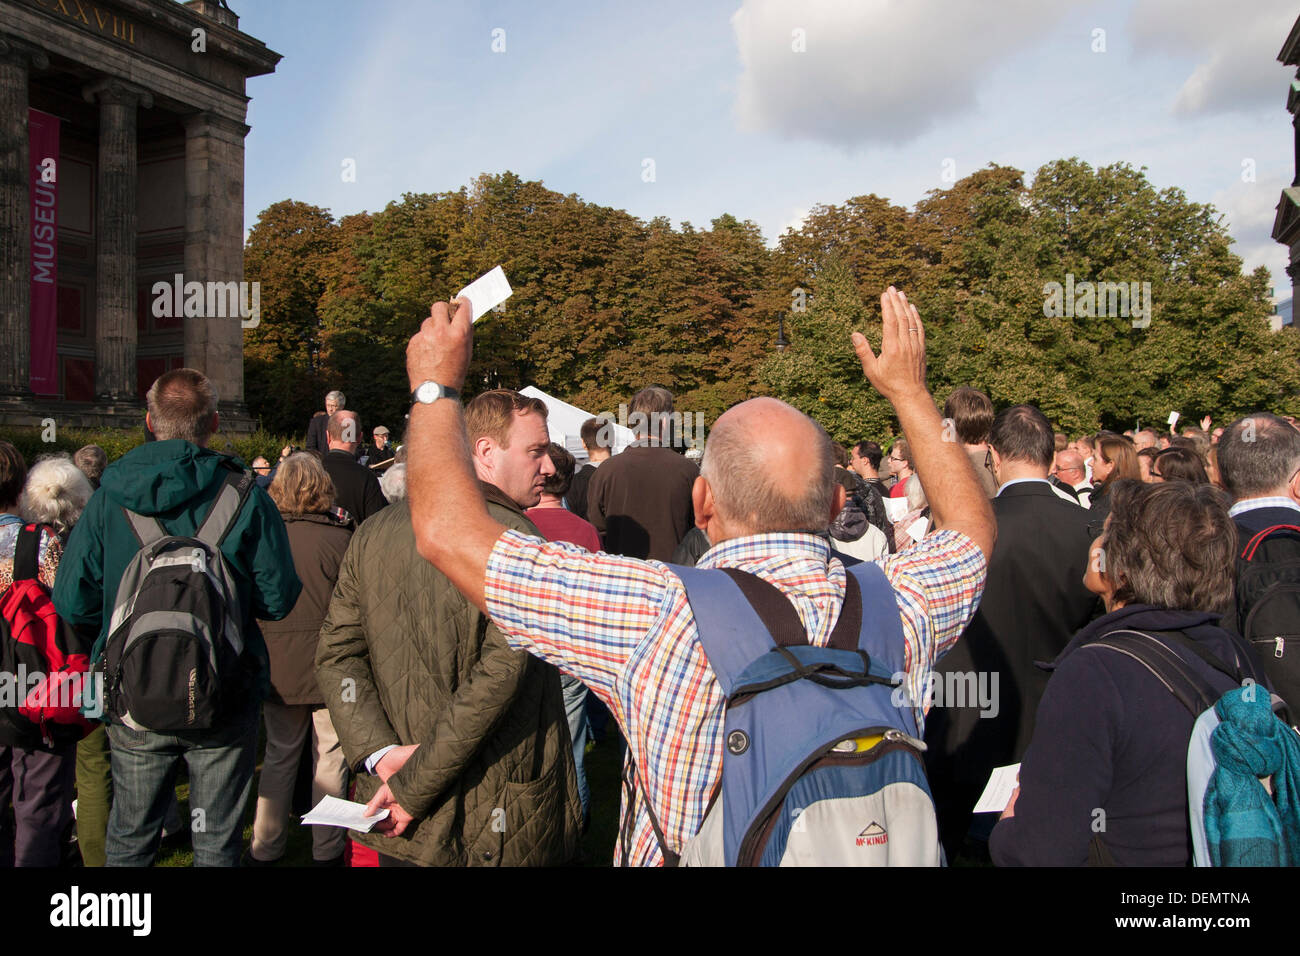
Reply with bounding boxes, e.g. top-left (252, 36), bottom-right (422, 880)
top-left (53, 368), bottom-right (301, 866)
top-left (318, 388), bottom-right (582, 866)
